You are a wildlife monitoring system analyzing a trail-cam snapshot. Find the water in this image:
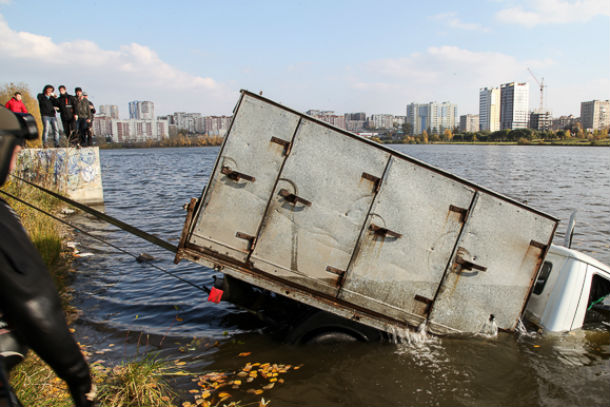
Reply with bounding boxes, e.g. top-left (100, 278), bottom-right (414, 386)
top-left (70, 145), bottom-right (609, 406)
